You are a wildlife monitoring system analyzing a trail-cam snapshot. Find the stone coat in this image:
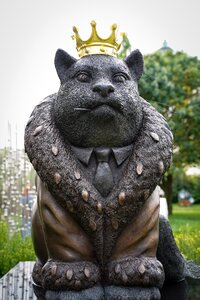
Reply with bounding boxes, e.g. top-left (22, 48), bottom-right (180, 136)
top-left (25, 94), bottom-right (173, 290)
